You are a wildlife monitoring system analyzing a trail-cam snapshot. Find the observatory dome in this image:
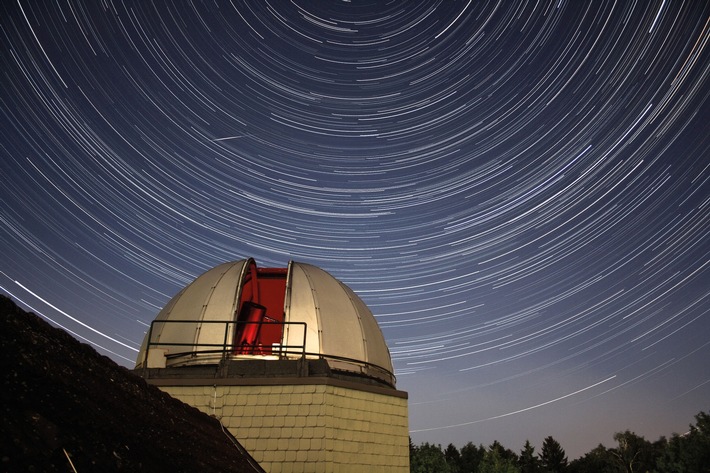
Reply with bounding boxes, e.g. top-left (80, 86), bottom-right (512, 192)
top-left (136, 259), bottom-right (395, 386)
